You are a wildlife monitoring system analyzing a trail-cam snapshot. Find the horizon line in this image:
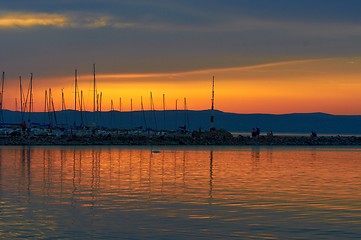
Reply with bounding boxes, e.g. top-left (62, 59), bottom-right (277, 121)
top-left (1, 108), bottom-right (360, 116)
